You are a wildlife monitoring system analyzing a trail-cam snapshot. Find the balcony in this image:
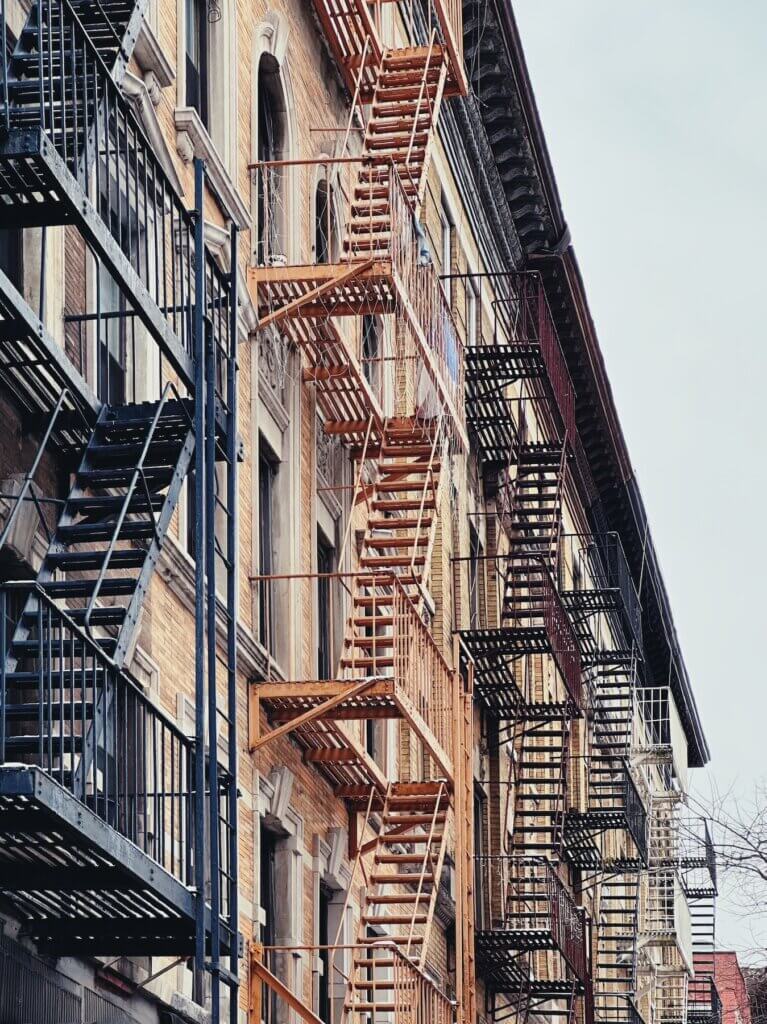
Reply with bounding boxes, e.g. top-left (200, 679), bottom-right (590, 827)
top-left (466, 273), bottom-right (577, 470)
top-left (680, 817), bottom-right (717, 899)
top-left (564, 761), bottom-right (649, 870)
top-left (641, 871), bottom-right (694, 972)
top-left (0, 583), bottom-right (233, 956)
top-left (687, 977), bottom-right (721, 1024)
top-left (0, 0), bottom-right (236, 431)
top-left (635, 687), bottom-right (689, 794)
top-left (248, 160), bottom-right (466, 450)
top-left (559, 532), bottom-right (642, 655)
top-left (475, 856), bottom-right (588, 995)
top-left (249, 572), bottom-right (456, 798)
